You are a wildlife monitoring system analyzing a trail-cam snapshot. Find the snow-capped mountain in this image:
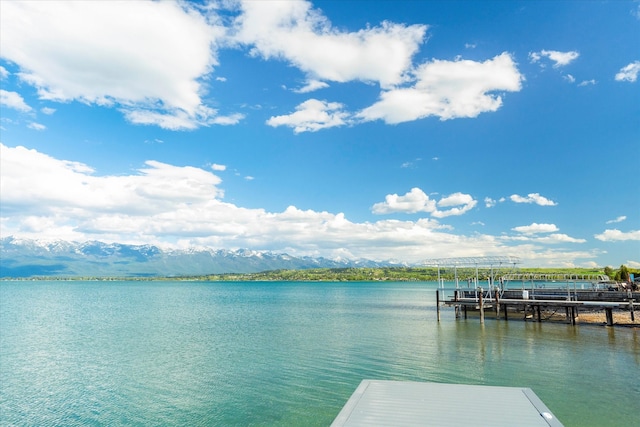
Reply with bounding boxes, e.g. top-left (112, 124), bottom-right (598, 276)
top-left (0, 236), bottom-right (399, 278)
